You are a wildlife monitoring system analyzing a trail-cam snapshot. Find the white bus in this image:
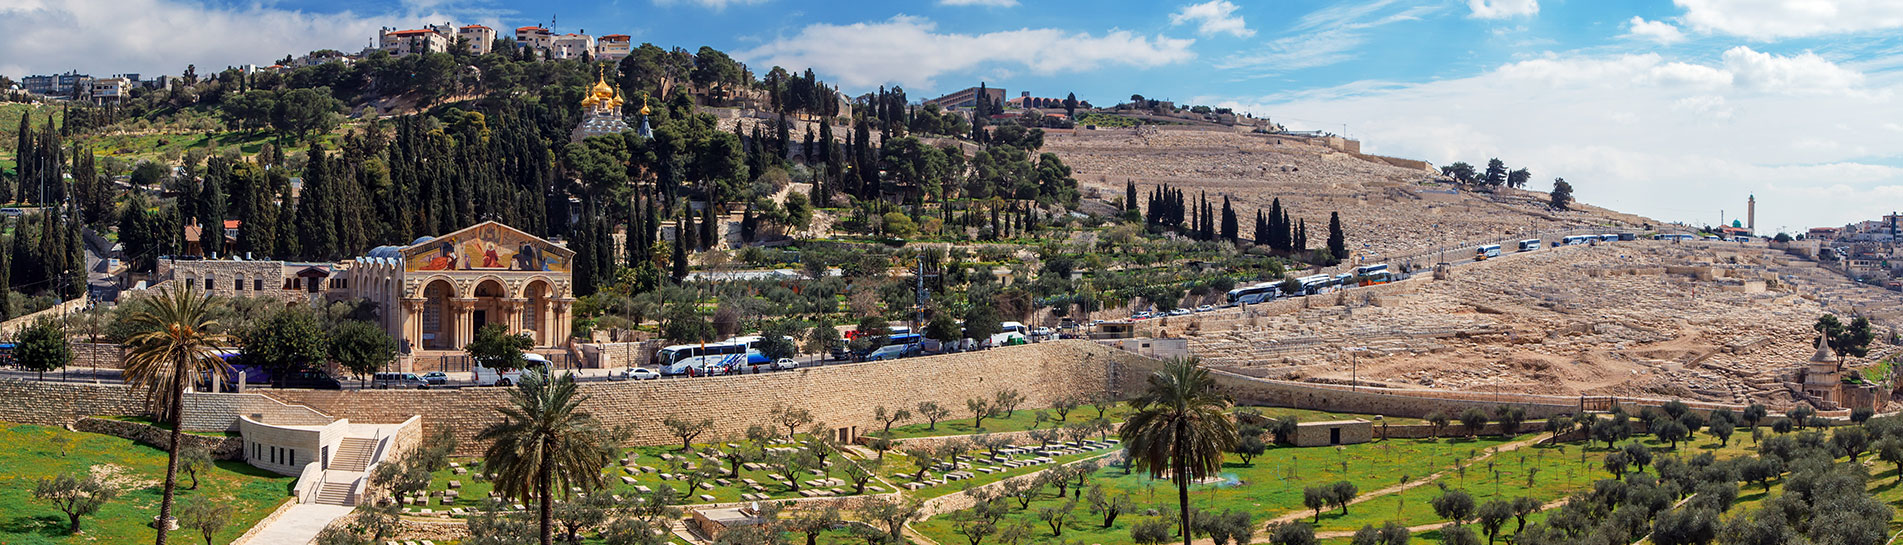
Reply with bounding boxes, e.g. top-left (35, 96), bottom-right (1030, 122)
top-left (1561, 235), bottom-right (1594, 246)
top-left (1518, 239), bottom-right (1541, 252)
top-left (474, 353), bottom-right (551, 387)
top-left (1225, 282), bottom-right (1280, 304)
top-left (653, 340), bottom-right (753, 369)
top-left (989, 322), bottom-right (1029, 347)
top-left (1475, 244), bottom-right (1502, 261)
top-left (1296, 274), bottom-right (1335, 295)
